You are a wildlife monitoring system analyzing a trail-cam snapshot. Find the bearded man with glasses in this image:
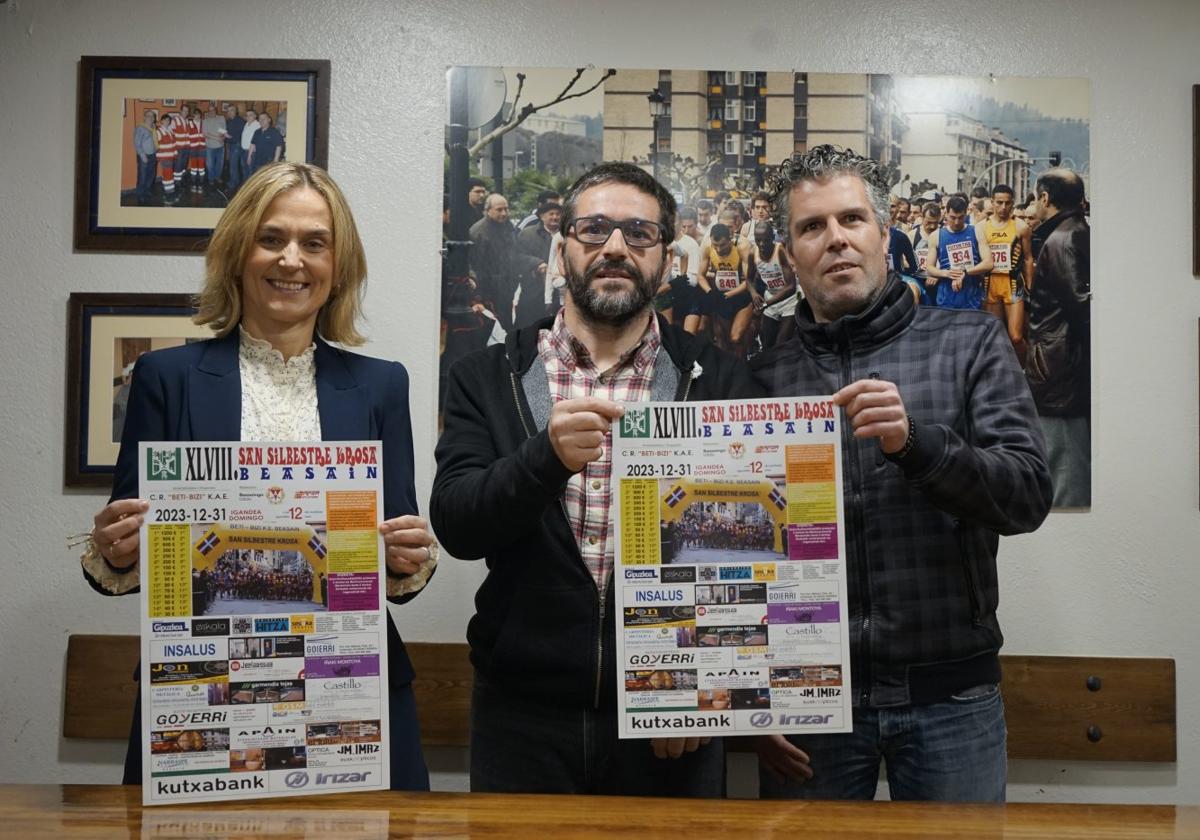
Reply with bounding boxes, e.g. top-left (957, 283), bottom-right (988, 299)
top-left (433, 162), bottom-right (760, 796)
